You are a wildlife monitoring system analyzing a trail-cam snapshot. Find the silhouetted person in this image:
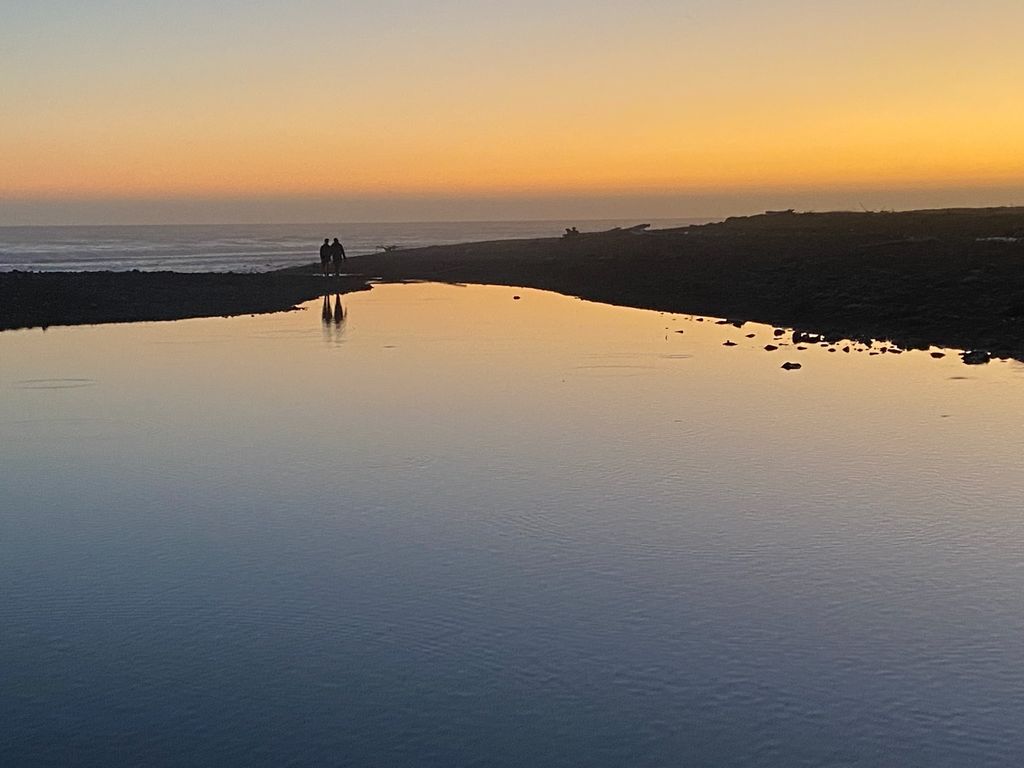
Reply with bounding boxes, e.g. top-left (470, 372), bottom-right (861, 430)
top-left (319, 238), bottom-right (331, 276)
top-left (321, 294), bottom-right (332, 323)
top-left (333, 294), bottom-right (345, 325)
top-left (330, 238), bottom-right (346, 276)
